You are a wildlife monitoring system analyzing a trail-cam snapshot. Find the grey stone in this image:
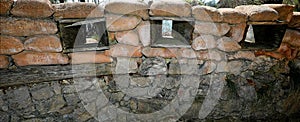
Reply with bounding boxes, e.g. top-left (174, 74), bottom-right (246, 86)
top-left (111, 92), bottom-right (124, 102)
top-left (6, 86), bottom-right (34, 110)
top-left (139, 57), bottom-right (167, 76)
top-left (0, 111), bottom-right (9, 122)
top-left (51, 82), bottom-right (62, 94)
top-left (73, 78), bottom-right (93, 92)
top-left (168, 63), bottom-right (199, 75)
top-left (79, 90), bottom-right (98, 103)
top-left (73, 105), bottom-right (93, 122)
top-left (62, 85), bottom-right (76, 94)
top-left (199, 61), bottom-right (217, 75)
top-left (31, 86), bottom-right (54, 101)
top-left (227, 61), bottom-right (244, 75)
top-left (49, 95), bottom-right (66, 113)
top-left (137, 21), bottom-right (151, 47)
top-left (64, 93), bottom-right (81, 106)
top-left (10, 114), bottom-right (20, 122)
top-left (115, 58), bottom-right (138, 74)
